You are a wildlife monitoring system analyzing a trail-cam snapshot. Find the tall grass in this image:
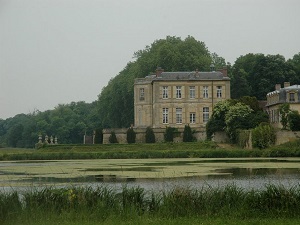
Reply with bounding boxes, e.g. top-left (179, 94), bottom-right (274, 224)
top-left (1, 184), bottom-right (300, 224)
